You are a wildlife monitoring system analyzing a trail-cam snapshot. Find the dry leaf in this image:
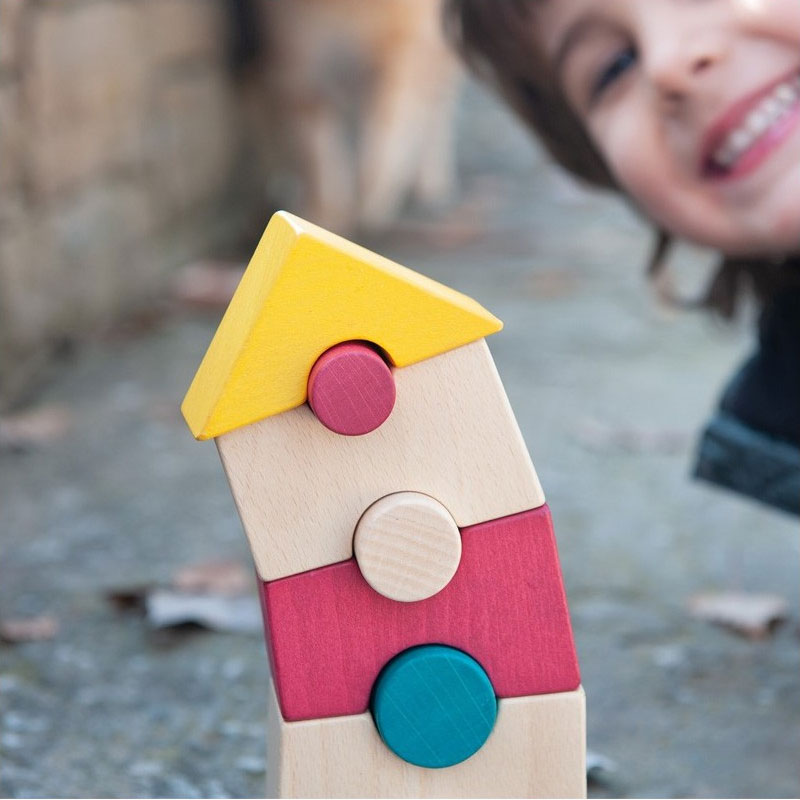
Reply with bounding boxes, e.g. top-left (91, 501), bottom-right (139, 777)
top-left (0, 615), bottom-right (58, 643)
top-left (106, 560), bottom-right (257, 636)
top-left (146, 591), bottom-right (262, 635)
top-left (0, 406), bottom-right (72, 451)
top-left (688, 592), bottom-right (788, 639)
top-left (105, 587), bottom-right (150, 614)
top-left (172, 262), bottom-right (244, 309)
top-left (172, 560), bottom-right (253, 596)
